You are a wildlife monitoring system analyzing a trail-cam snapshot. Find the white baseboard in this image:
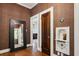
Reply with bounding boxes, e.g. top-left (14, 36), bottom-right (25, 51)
top-left (37, 48), bottom-right (41, 52)
top-left (0, 48), bottom-right (10, 54)
top-left (0, 44), bottom-right (32, 54)
top-left (52, 54), bottom-right (57, 56)
top-left (27, 44), bottom-right (32, 47)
